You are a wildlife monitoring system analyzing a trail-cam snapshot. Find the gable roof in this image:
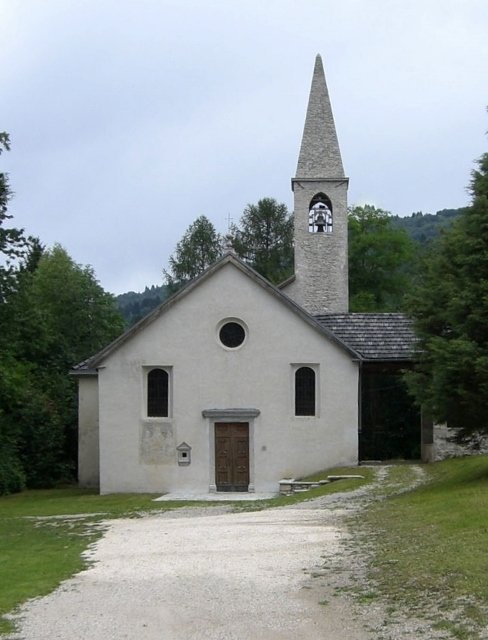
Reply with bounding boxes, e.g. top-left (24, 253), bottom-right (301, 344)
top-left (314, 313), bottom-right (418, 361)
top-left (72, 253), bottom-right (360, 374)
